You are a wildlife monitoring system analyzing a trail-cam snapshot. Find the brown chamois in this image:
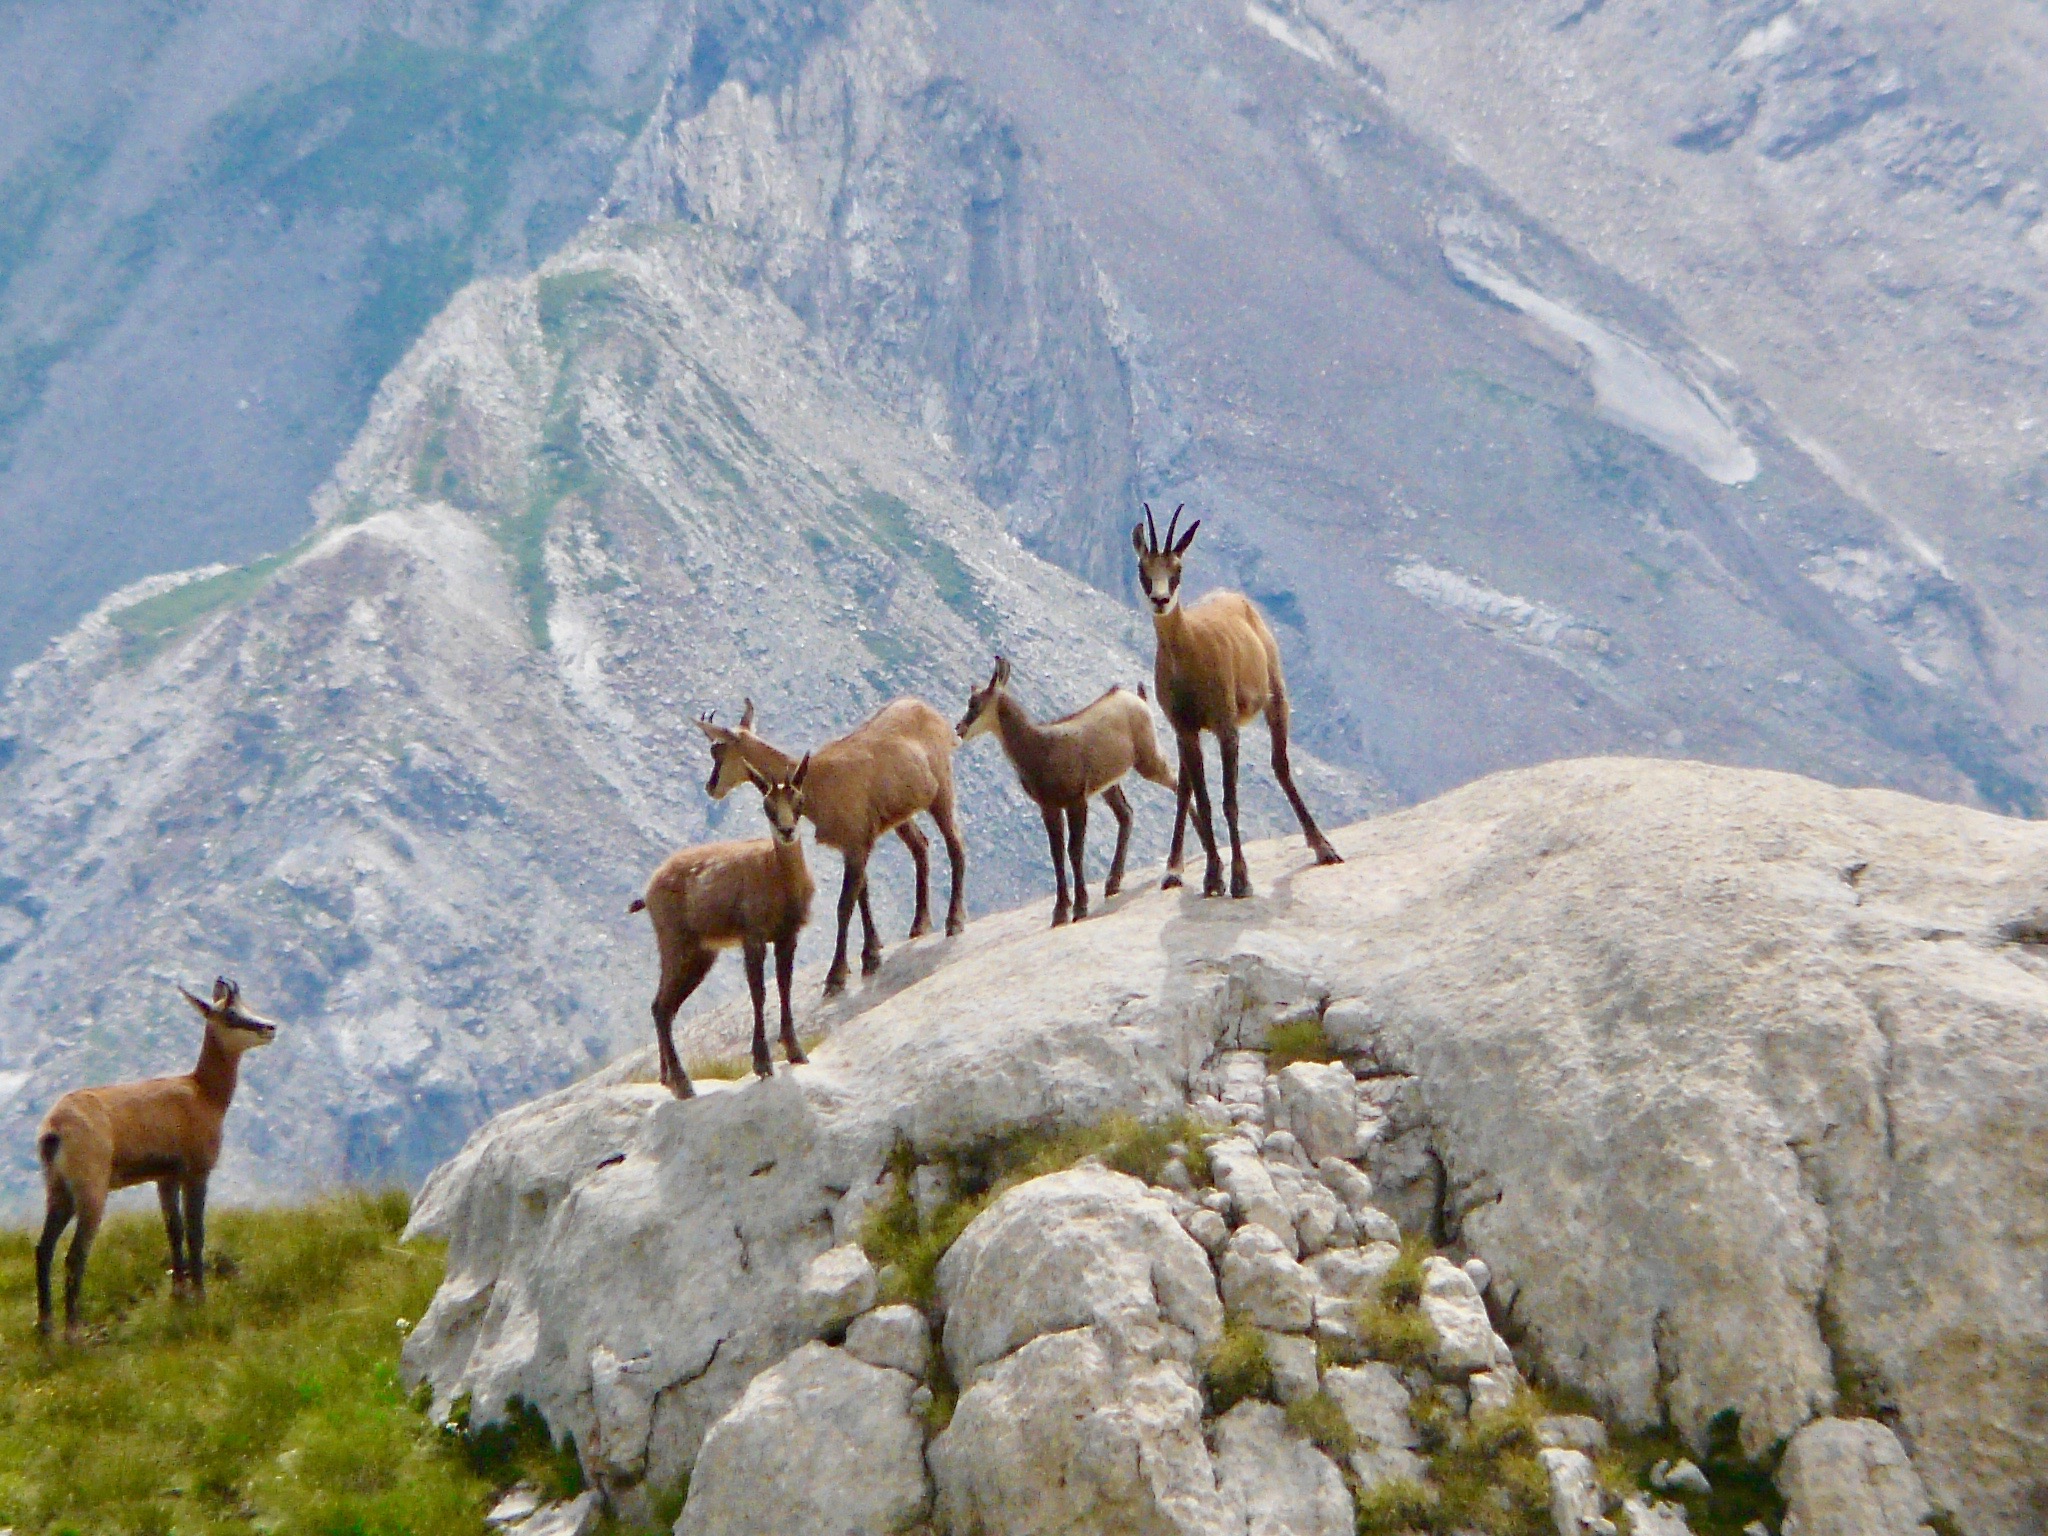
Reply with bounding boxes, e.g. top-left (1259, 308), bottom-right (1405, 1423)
top-left (696, 697), bottom-right (965, 995)
top-left (955, 656), bottom-right (1176, 926)
top-left (1133, 504), bottom-right (1343, 897)
top-left (35, 977), bottom-right (280, 1337)
top-left (632, 759), bottom-right (816, 1097)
